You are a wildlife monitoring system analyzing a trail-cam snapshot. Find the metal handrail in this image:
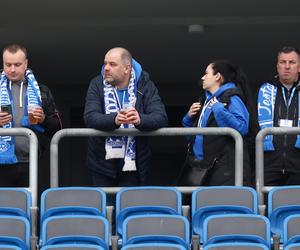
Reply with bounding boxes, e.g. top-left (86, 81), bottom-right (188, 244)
top-left (50, 127), bottom-right (244, 191)
top-left (0, 128), bottom-right (38, 207)
top-left (256, 127), bottom-right (300, 214)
